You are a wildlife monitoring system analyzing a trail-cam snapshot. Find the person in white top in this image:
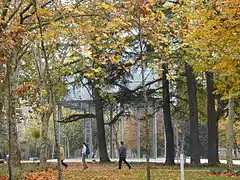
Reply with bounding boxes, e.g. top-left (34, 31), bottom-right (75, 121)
top-left (82, 142), bottom-right (88, 169)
